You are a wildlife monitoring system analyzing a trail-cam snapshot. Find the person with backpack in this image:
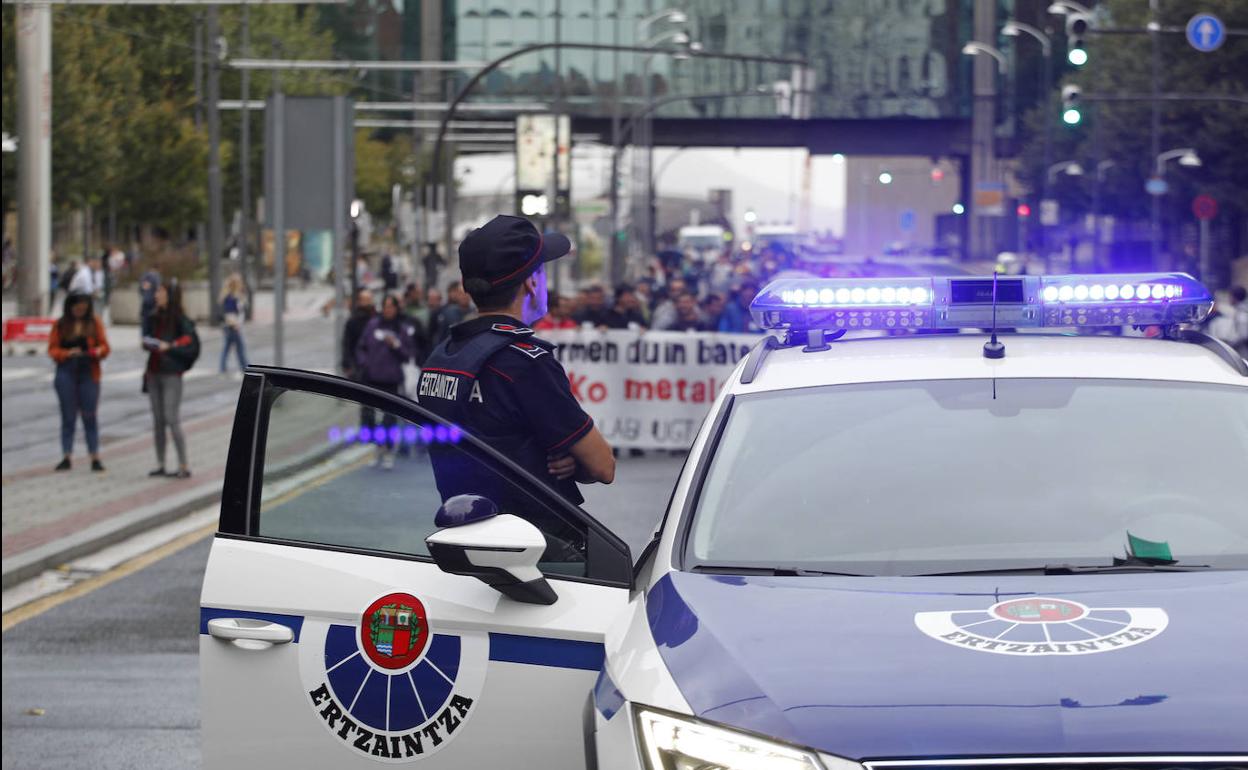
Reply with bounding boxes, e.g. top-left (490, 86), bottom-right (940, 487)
top-left (48, 293), bottom-right (111, 472)
top-left (142, 279), bottom-right (200, 479)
